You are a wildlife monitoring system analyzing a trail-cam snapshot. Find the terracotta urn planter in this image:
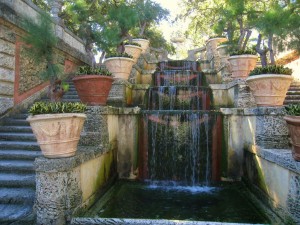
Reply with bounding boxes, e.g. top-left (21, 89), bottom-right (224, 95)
top-left (124, 45), bottom-right (143, 63)
top-left (284, 116), bottom-right (300, 161)
top-left (72, 75), bottom-right (114, 105)
top-left (104, 57), bottom-right (135, 80)
top-left (27, 113), bottom-right (86, 158)
top-left (246, 74), bottom-right (293, 106)
top-left (132, 38), bottom-right (150, 54)
top-left (228, 55), bottom-right (258, 78)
